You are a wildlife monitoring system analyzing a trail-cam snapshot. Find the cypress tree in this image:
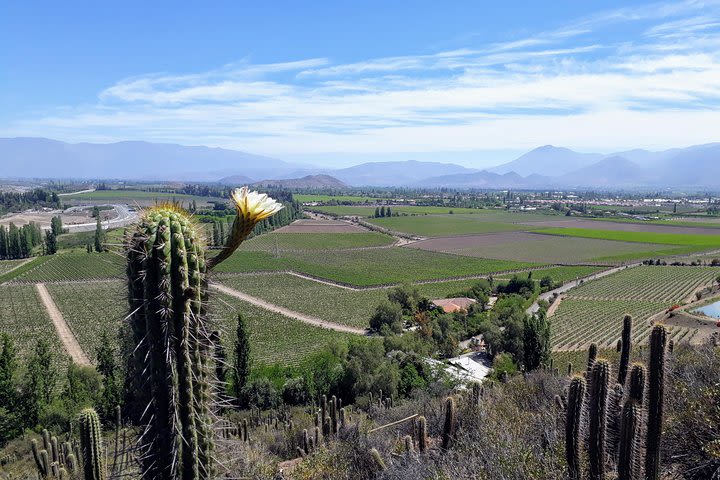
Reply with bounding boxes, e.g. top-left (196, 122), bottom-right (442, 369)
top-left (233, 313), bottom-right (251, 407)
top-left (523, 311), bottom-right (551, 371)
top-left (94, 216), bottom-right (104, 252)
